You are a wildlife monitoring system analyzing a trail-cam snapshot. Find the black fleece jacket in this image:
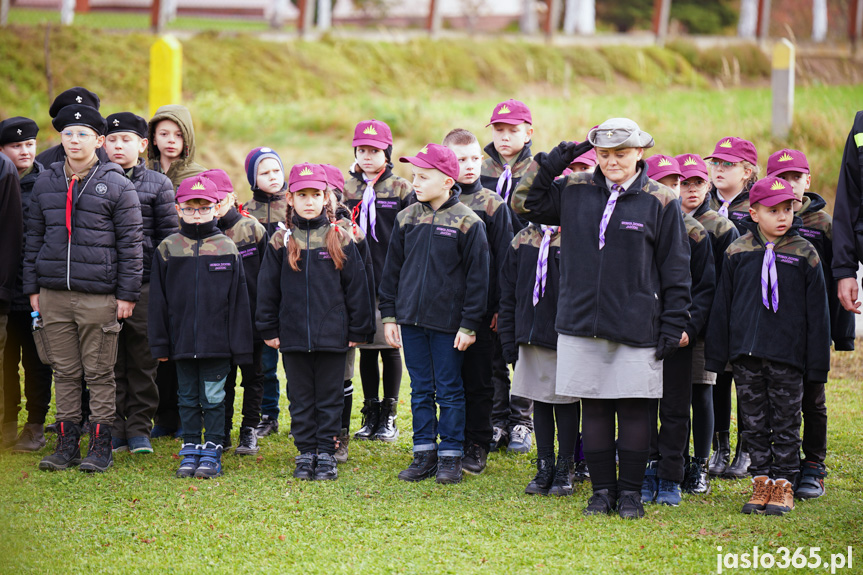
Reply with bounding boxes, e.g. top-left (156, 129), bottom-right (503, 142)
top-left (480, 142), bottom-right (533, 232)
top-left (218, 207), bottom-right (267, 341)
top-left (379, 192), bottom-right (489, 334)
top-left (148, 219), bottom-right (253, 365)
top-left (691, 198), bottom-right (740, 283)
top-left (705, 218), bottom-right (831, 383)
top-left (683, 212), bottom-right (716, 341)
top-left (256, 213), bottom-right (375, 353)
top-left (832, 110), bottom-right (863, 281)
top-left (512, 156), bottom-right (691, 348)
top-left (0, 152), bottom-right (22, 314)
top-left (127, 159), bottom-right (177, 282)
